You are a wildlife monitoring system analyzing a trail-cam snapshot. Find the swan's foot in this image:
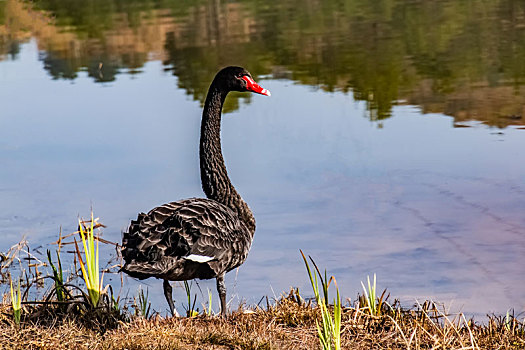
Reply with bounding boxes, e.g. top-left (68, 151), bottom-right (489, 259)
top-left (216, 274), bottom-right (227, 317)
top-left (163, 279), bottom-right (180, 317)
